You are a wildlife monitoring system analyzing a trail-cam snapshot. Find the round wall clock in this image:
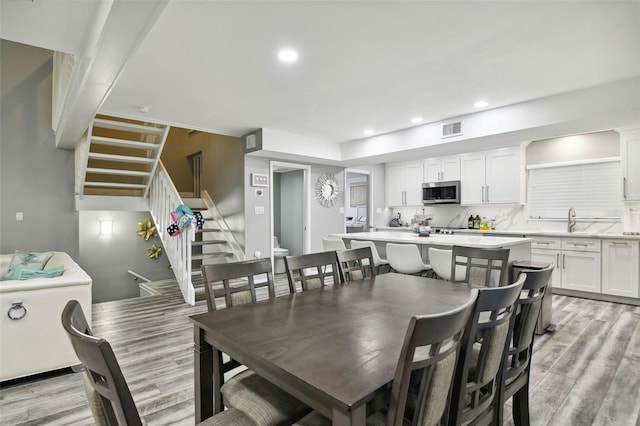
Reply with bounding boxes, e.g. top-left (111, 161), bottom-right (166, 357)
top-left (315, 174), bottom-right (340, 208)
